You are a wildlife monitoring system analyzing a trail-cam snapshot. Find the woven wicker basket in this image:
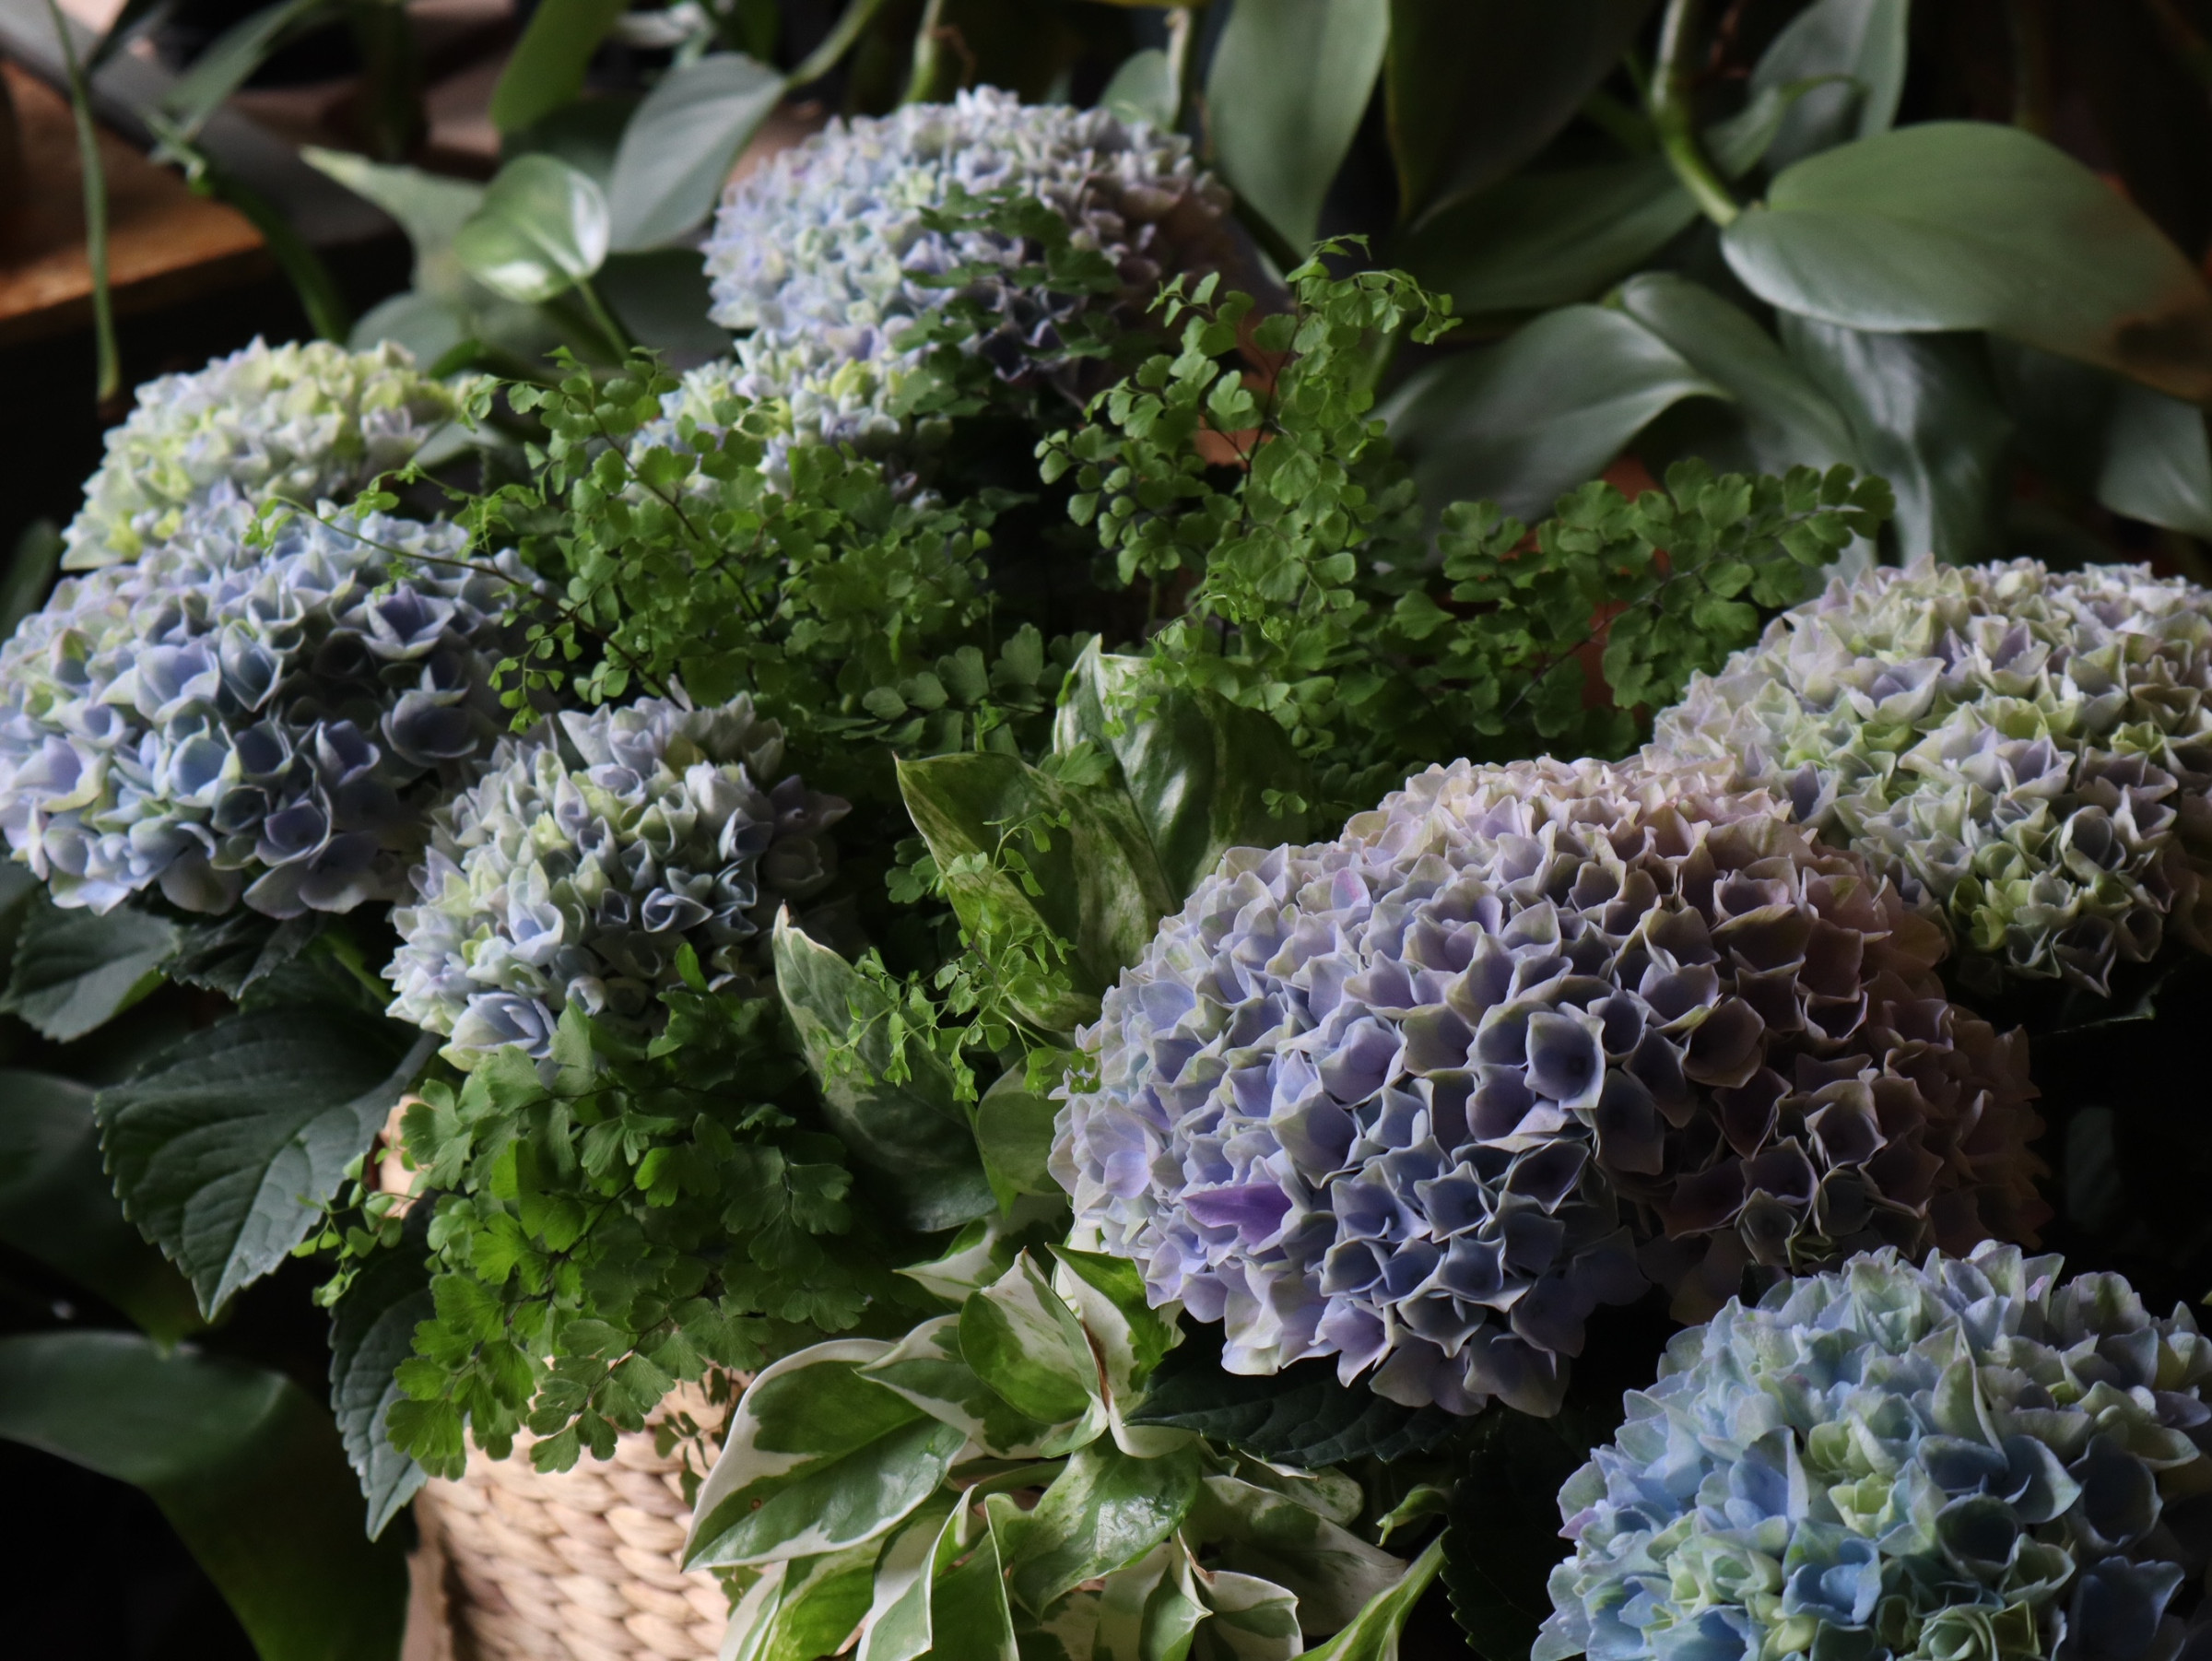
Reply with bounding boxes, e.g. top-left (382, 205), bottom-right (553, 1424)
top-left (409, 1390), bottom-right (731, 1661)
